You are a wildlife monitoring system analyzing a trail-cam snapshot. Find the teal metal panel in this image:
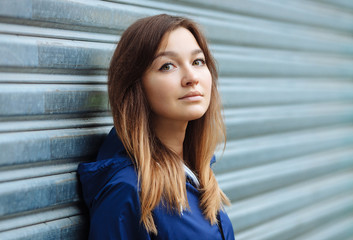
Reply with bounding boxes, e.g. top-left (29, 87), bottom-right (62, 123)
top-left (0, 0), bottom-right (353, 239)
